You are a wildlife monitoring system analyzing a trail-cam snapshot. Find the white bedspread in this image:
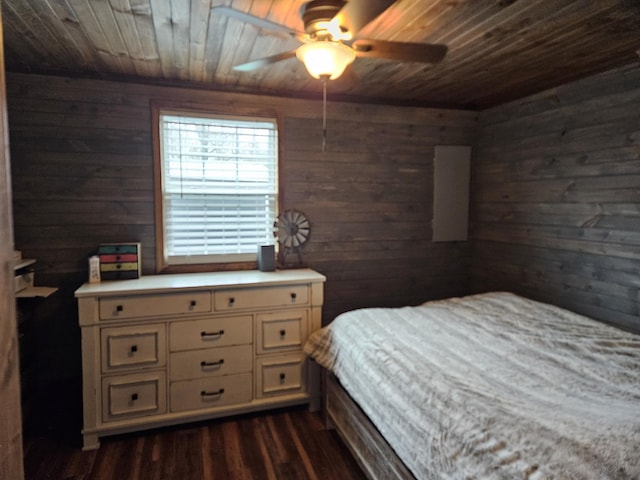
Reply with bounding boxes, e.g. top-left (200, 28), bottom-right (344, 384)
top-left (304, 292), bottom-right (640, 479)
